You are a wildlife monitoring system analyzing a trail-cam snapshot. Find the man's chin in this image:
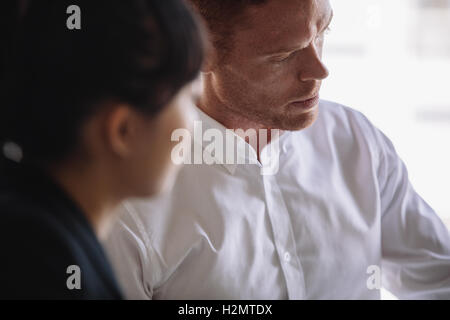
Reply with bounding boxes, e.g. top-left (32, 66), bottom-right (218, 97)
top-left (277, 104), bottom-right (319, 131)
